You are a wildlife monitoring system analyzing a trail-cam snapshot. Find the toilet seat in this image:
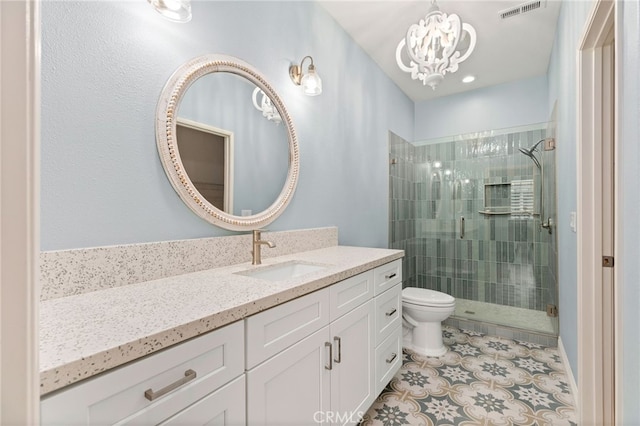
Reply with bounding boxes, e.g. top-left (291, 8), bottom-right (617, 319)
top-left (402, 288), bottom-right (455, 307)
